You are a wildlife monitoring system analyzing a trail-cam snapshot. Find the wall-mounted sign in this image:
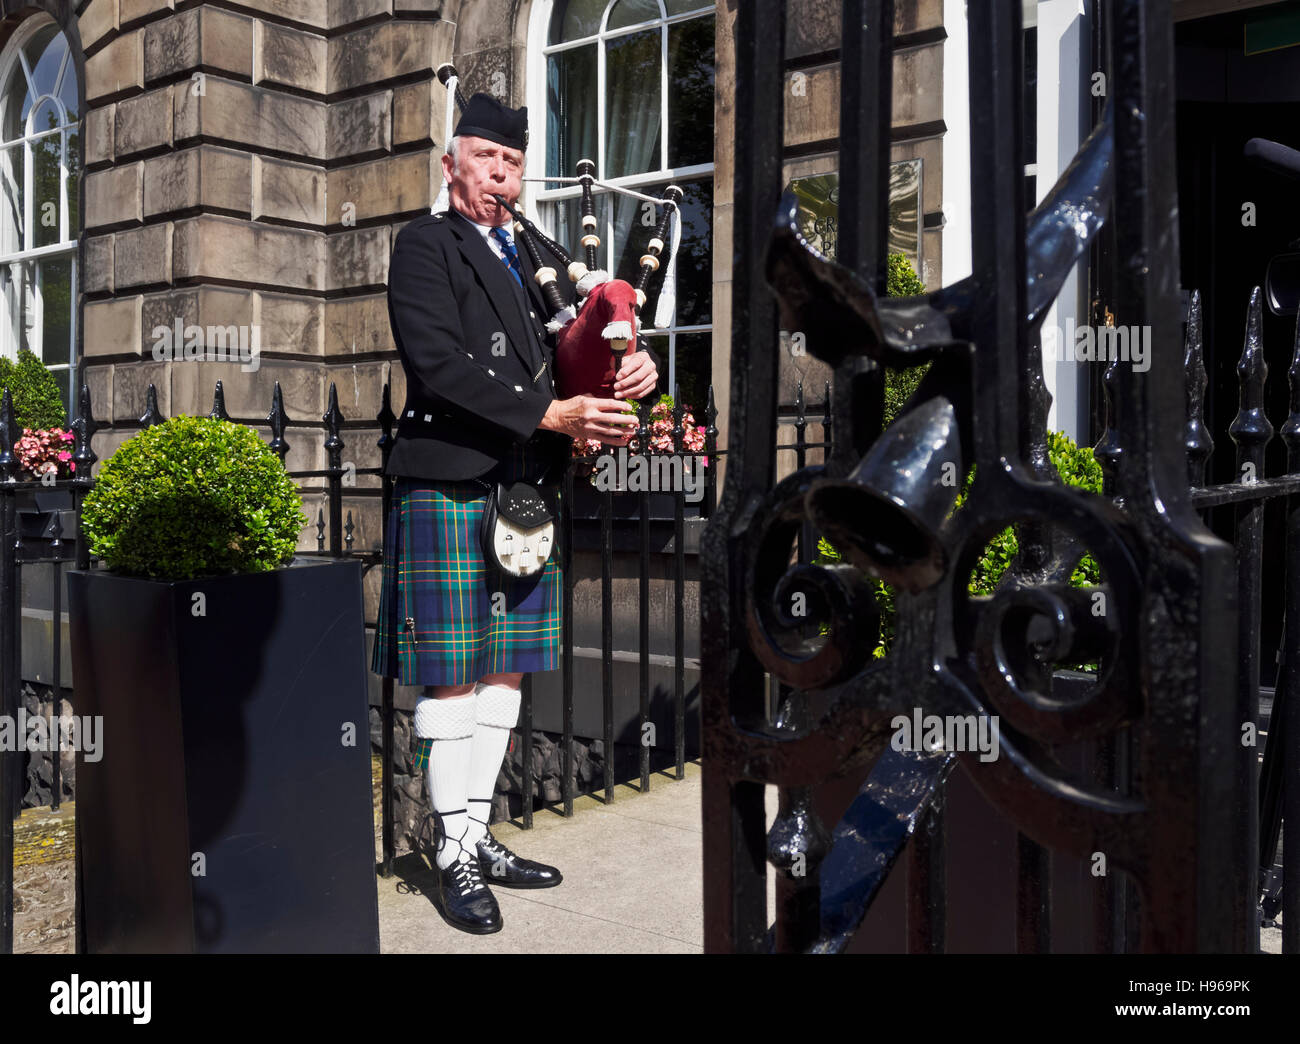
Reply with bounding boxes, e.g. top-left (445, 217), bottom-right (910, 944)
top-left (785, 158), bottom-right (923, 270)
